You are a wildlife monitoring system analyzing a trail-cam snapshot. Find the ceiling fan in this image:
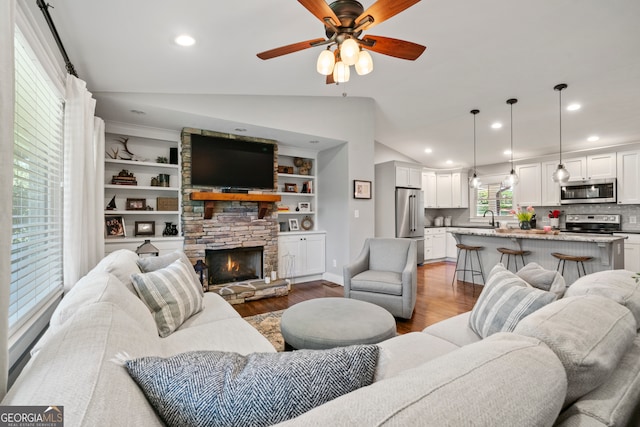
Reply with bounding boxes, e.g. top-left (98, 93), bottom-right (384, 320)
top-left (257, 0), bottom-right (426, 83)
